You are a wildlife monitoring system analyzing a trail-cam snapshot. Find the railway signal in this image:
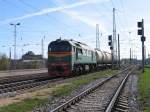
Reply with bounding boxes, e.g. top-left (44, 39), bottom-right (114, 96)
top-left (137, 19), bottom-right (146, 72)
top-left (137, 21), bottom-right (143, 35)
top-left (108, 35), bottom-right (114, 69)
top-left (137, 20), bottom-right (146, 42)
top-left (108, 35), bottom-right (113, 50)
